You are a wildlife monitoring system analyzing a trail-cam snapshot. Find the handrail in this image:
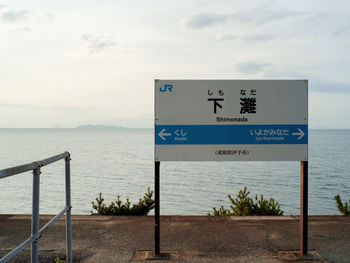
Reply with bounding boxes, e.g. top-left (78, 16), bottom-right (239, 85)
top-left (0, 152), bottom-right (72, 263)
top-left (0, 152), bottom-right (69, 179)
